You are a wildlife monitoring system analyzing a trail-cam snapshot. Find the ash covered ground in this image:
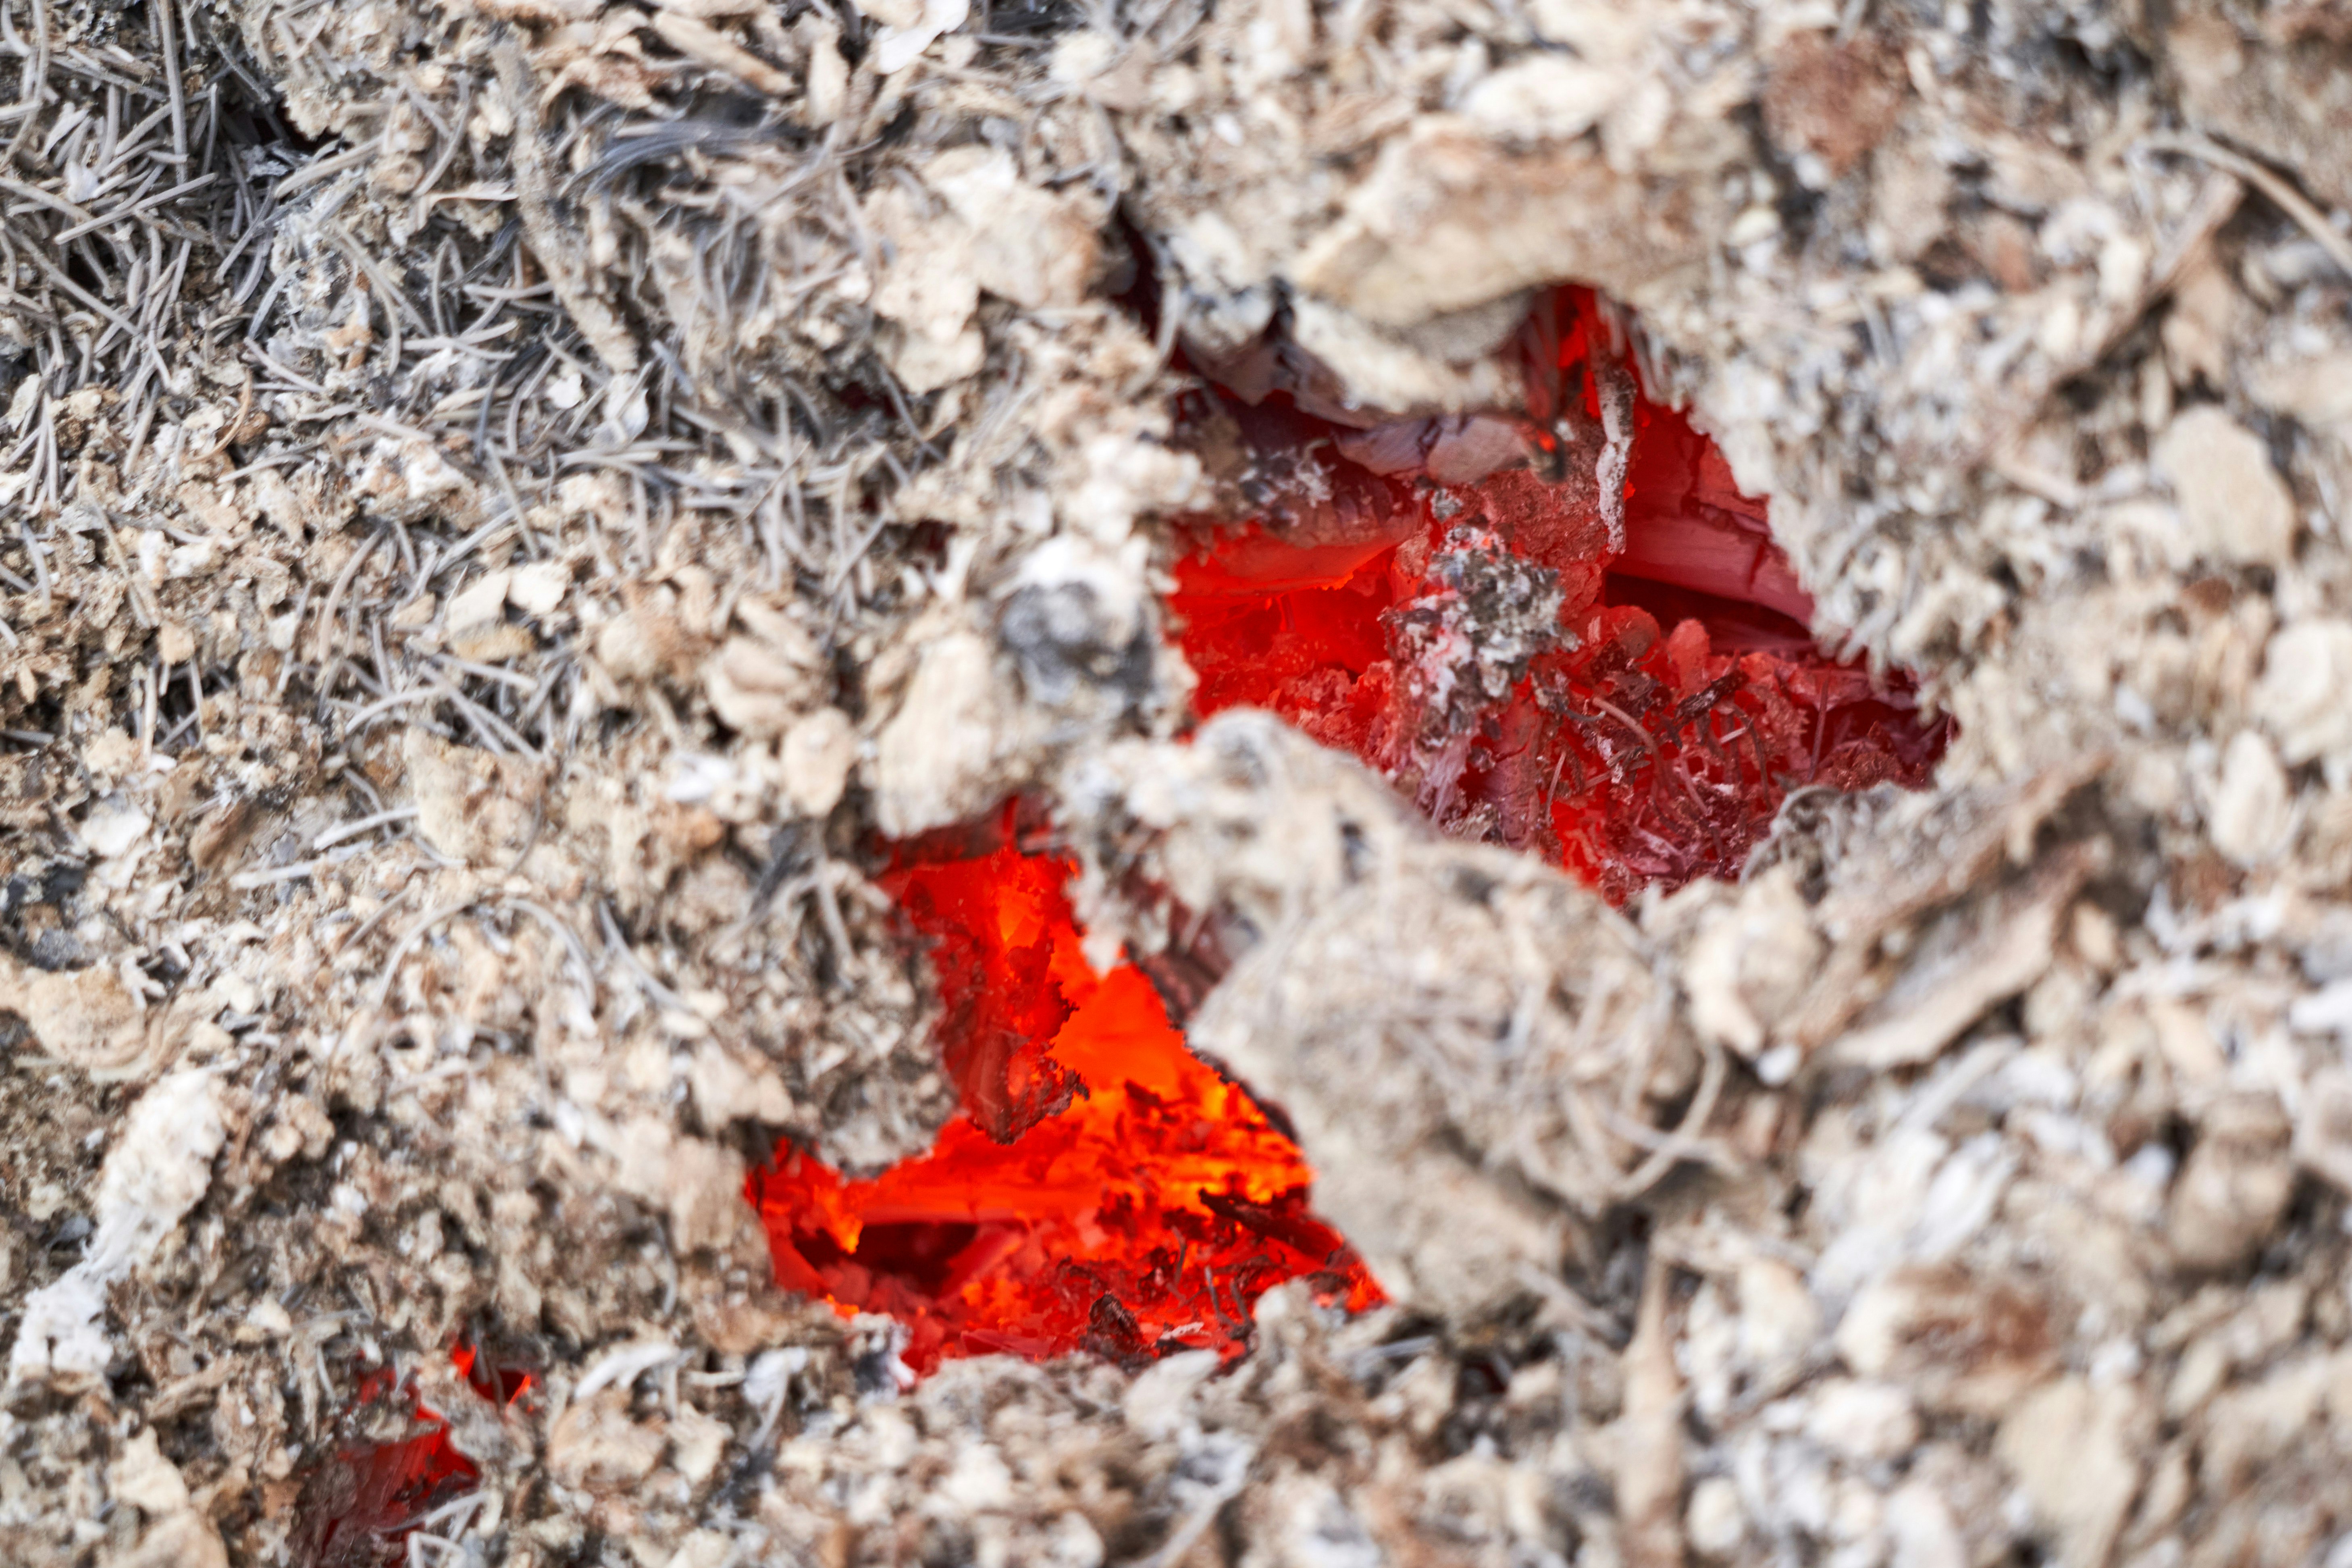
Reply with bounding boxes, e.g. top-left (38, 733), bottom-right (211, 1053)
top-left (2, 0), bottom-right (2352, 1564)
